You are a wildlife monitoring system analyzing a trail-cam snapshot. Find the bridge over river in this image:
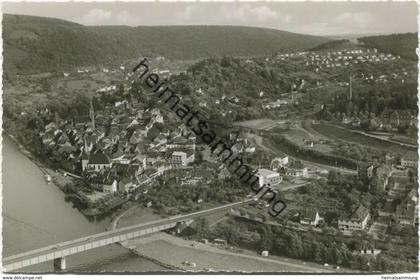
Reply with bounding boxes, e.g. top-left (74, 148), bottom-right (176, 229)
top-left (3, 199), bottom-right (252, 272)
